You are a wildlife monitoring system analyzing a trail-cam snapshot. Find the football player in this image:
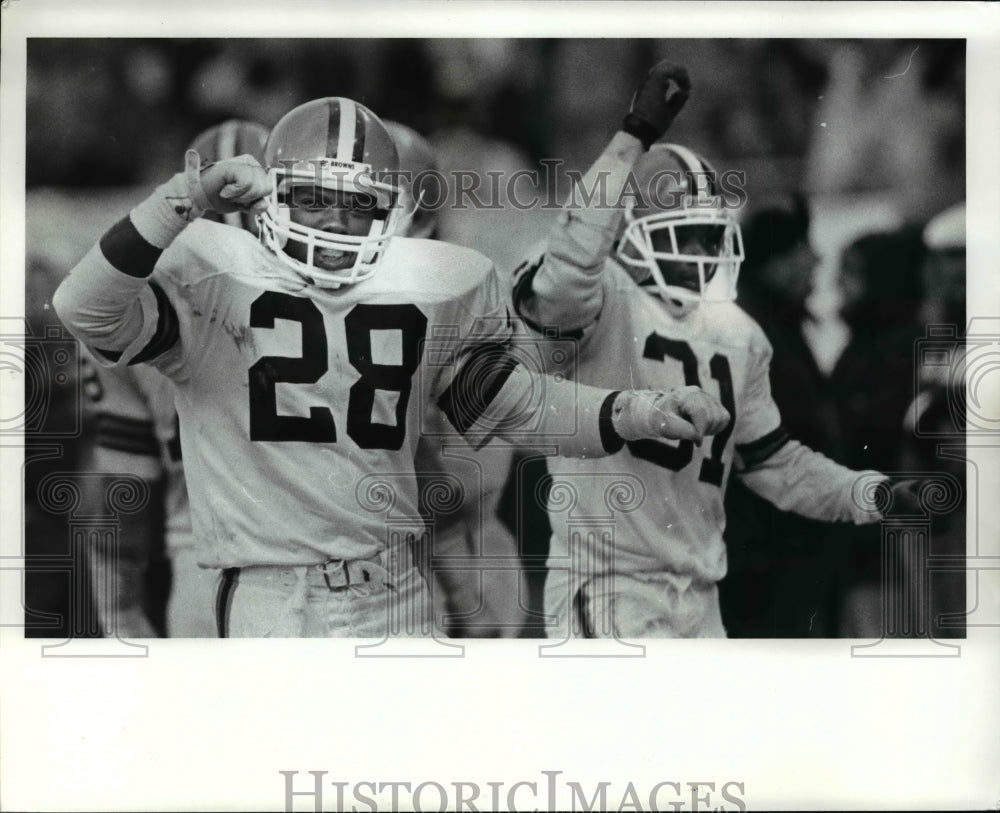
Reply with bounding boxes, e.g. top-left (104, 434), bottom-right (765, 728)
top-left (79, 119), bottom-right (268, 638)
top-left (386, 119), bottom-right (527, 637)
top-left (54, 96), bottom-right (728, 638)
top-left (512, 61), bottom-right (907, 638)
top-left (79, 350), bottom-right (182, 638)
